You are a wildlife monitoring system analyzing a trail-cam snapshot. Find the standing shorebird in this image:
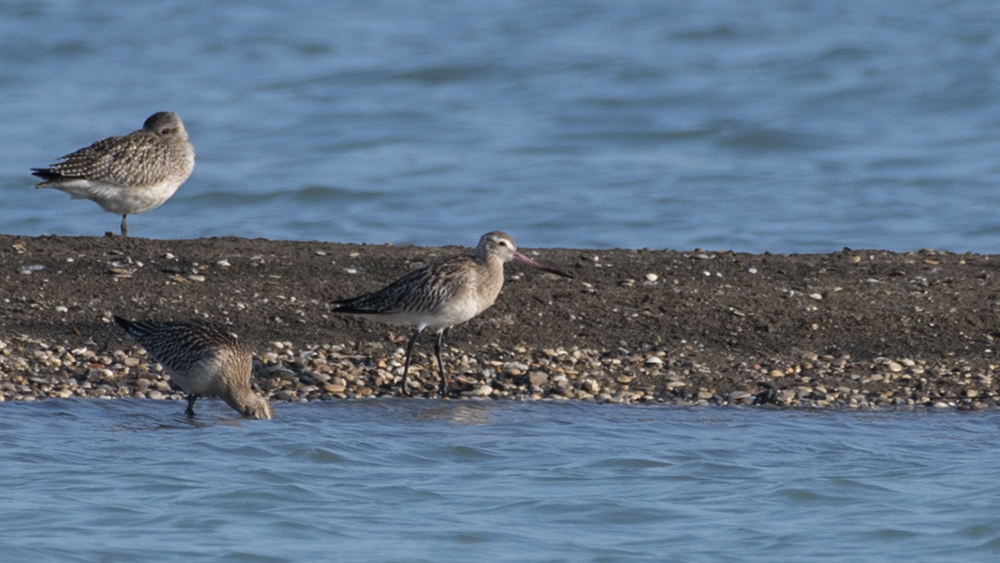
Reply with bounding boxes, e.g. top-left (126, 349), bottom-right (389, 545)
top-left (114, 316), bottom-right (274, 420)
top-left (32, 111), bottom-right (195, 237)
top-left (332, 231), bottom-right (571, 396)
